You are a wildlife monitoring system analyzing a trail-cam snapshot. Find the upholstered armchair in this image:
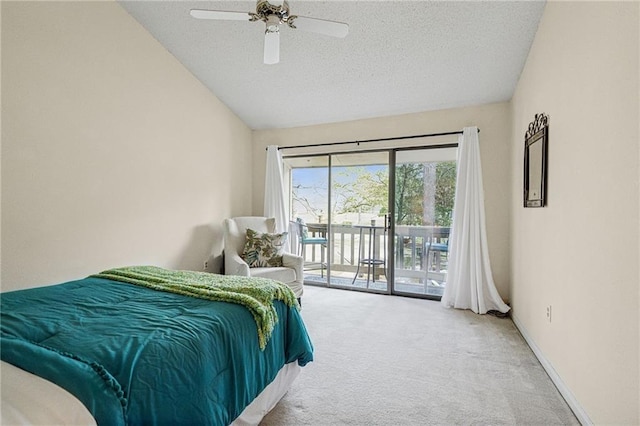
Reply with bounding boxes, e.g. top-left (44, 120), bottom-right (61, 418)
top-left (223, 216), bottom-right (304, 299)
